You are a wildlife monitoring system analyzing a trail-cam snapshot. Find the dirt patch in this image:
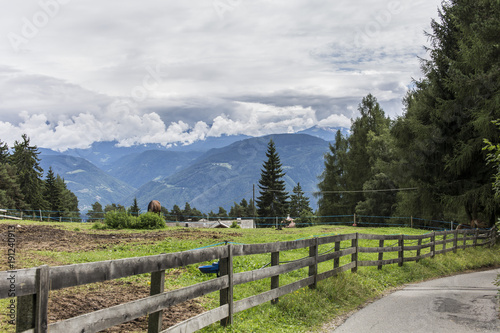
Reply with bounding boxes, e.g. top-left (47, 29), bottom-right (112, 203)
top-left (0, 223), bottom-right (237, 331)
top-left (49, 279), bottom-right (205, 332)
top-left (0, 224), bottom-right (242, 253)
